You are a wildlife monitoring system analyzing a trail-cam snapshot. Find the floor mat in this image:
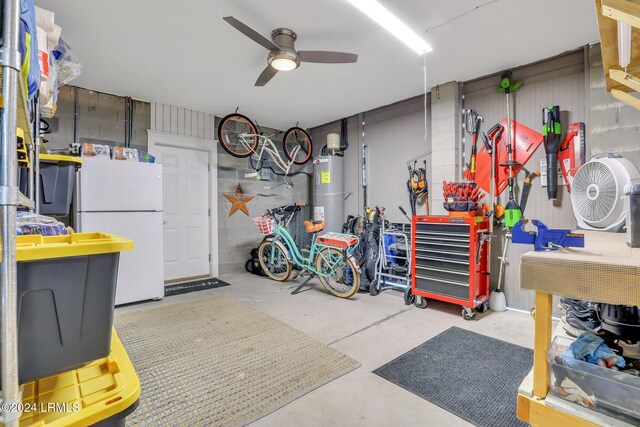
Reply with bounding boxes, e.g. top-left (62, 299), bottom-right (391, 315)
top-left (373, 327), bottom-right (532, 427)
top-left (164, 277), bottom-right (231, 296)
top-left (115, 295), bottom-right (360, 426)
